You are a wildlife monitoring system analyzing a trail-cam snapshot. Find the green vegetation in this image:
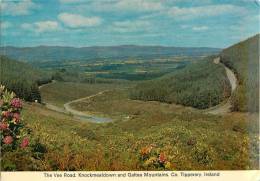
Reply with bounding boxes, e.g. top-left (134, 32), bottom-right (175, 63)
top-left (220, 34), bottom-right (259, 112)
top-left (2, 95), bottom-right (258, 170)
top-left (1, 35), bottom-right (258, 171)
top-left (0, 56), bottom-right (52, 102)
top-left (129, 58), bottom-right (231, 109)
top-left (41, 57), bottom-right (191, 82)
top-left (40, 81), bottom-right (130, 106)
